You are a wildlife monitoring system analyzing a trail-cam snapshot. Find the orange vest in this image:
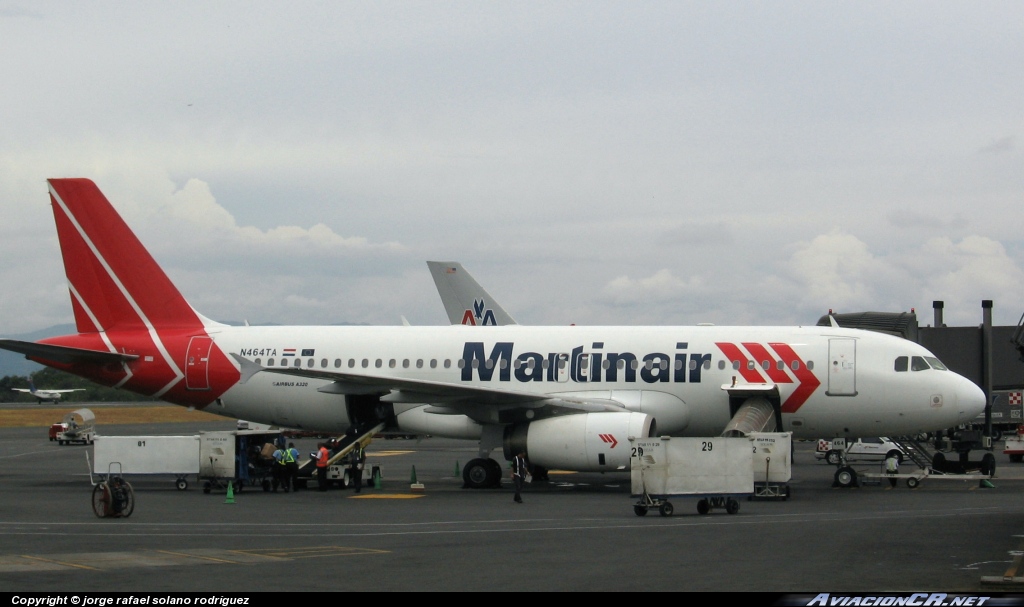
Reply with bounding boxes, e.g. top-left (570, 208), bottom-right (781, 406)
top-left (316, 447), bottom-right (329, 468)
